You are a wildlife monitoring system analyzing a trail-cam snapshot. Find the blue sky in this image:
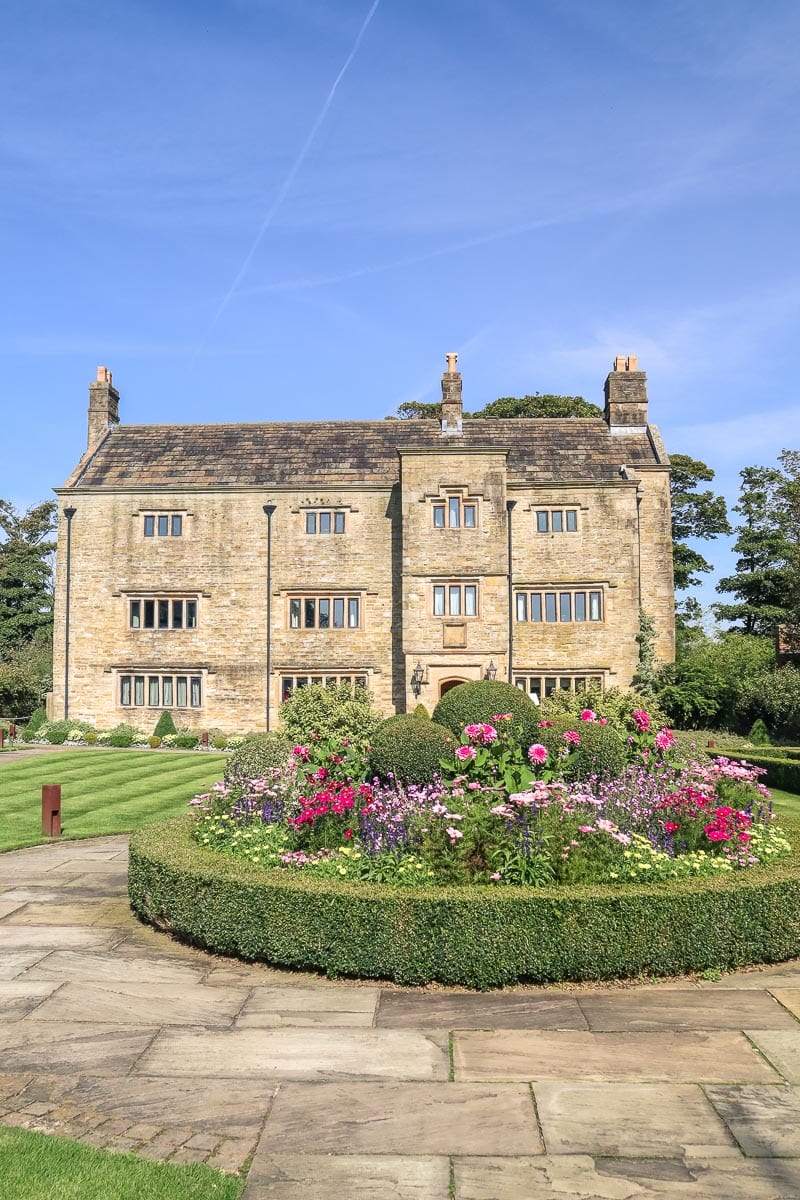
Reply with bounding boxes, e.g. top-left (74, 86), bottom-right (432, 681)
top-left (2, 0), bottom-right (799, 613)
